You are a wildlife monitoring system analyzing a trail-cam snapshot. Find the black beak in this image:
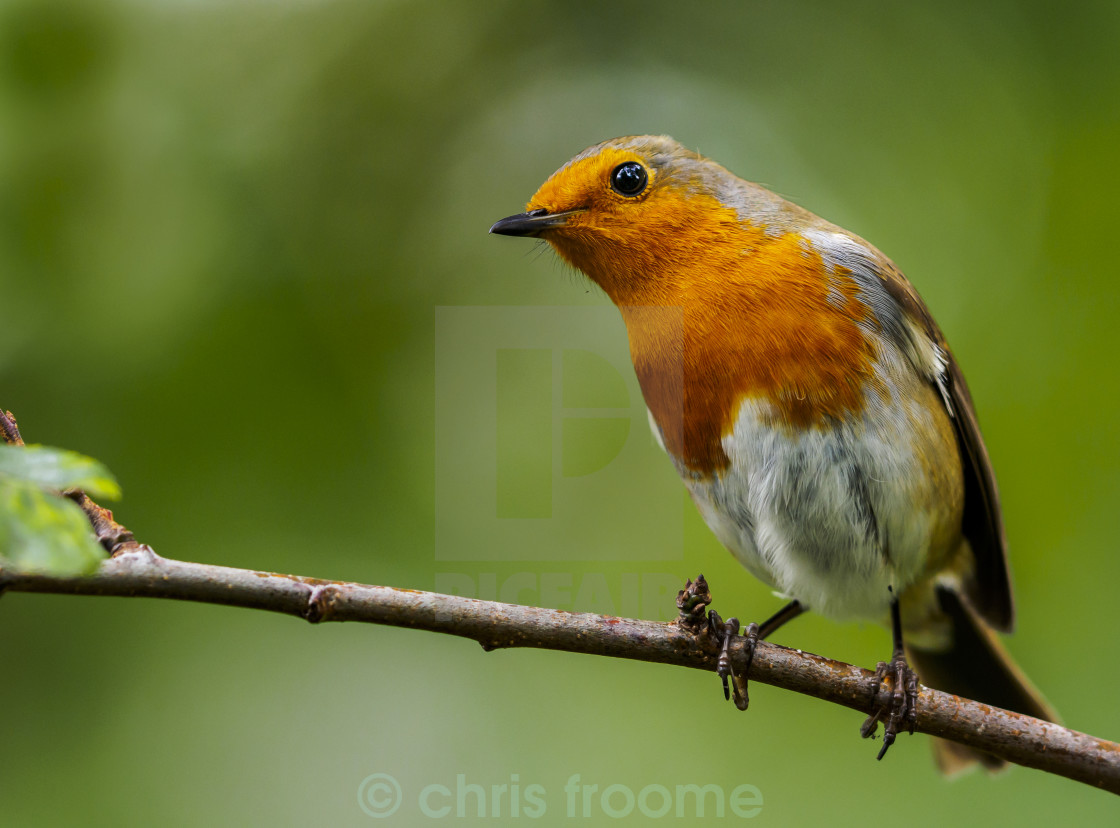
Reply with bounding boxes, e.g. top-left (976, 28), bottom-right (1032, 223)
top-left (489, 208), bottom-right (579, 237)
